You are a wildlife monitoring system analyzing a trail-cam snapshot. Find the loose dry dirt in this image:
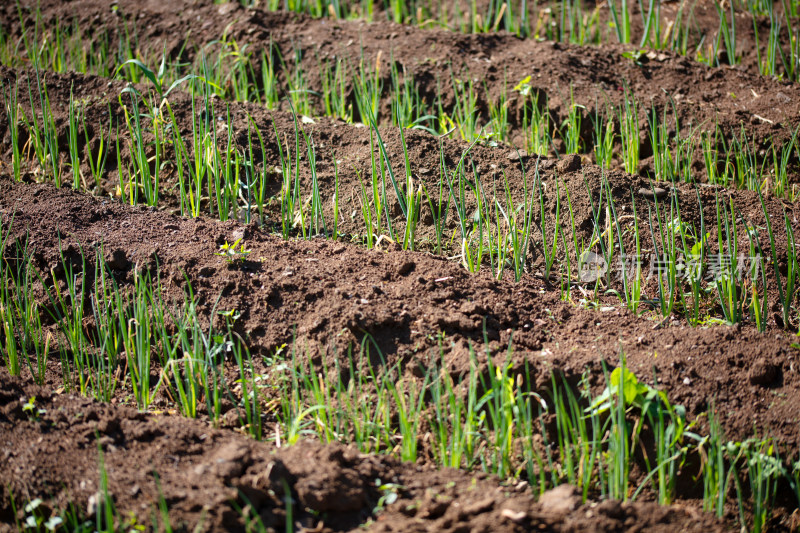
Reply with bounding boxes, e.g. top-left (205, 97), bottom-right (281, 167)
top-left (0, 372), bottom-right (730, 532)
top-left (2, 0), bottom-right (800, 531)
top-left (5, 0), bottom-right (800, 153)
